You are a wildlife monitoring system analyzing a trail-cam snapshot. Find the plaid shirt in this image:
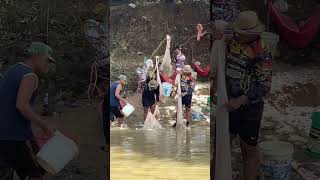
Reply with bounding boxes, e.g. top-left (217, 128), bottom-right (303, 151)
top-left (225, 39), bottom-right (272, 105)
